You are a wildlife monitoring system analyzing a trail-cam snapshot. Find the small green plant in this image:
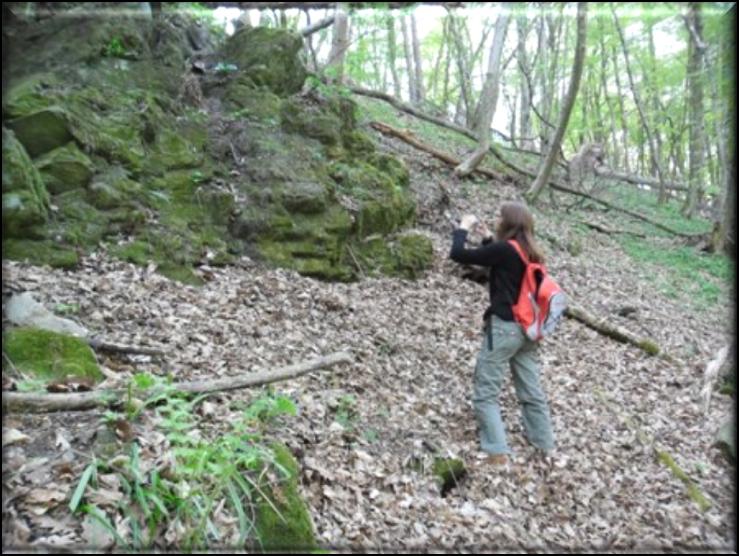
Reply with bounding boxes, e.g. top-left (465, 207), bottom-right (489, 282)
top-left (190, 170), bottom-right (205, 184)
top-left (103, 37), bottom-right (127, 58)
top-left (335, 394), bottom-right (358, 429)
top-left (70, 373), bottom-right (301, 549)
top-left (214, 62), bottom-right (238, 74)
